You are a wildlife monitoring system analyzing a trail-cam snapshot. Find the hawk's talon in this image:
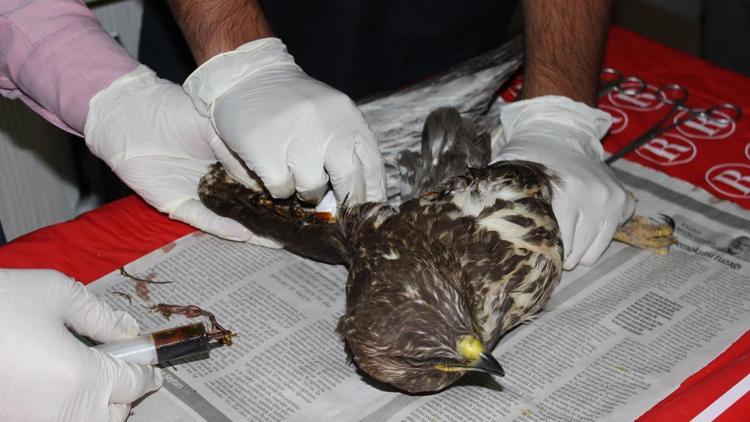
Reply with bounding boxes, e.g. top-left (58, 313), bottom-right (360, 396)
top-left (657, 213), bottom-right (676, 230)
